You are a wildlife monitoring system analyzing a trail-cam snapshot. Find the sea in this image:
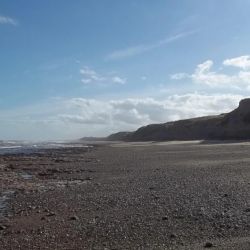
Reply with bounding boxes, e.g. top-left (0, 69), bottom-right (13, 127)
top-left (0, 140), bottom-right (90, 155)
